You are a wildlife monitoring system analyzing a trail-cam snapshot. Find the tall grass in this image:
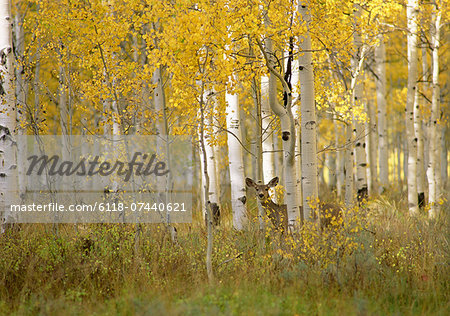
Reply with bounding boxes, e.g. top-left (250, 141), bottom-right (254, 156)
top-left (0, 195), bottom-right (448, 315)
